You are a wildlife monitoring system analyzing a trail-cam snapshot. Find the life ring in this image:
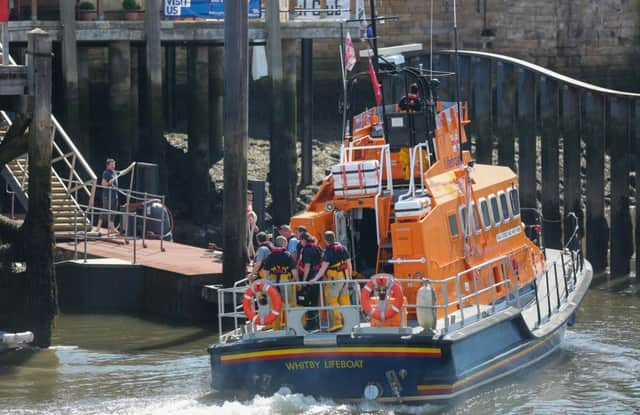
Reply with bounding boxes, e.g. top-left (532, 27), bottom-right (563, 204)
top-left (361, 274), bottom-right (404, 321)
top-left (242, 280), bottom-right (282, 325)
